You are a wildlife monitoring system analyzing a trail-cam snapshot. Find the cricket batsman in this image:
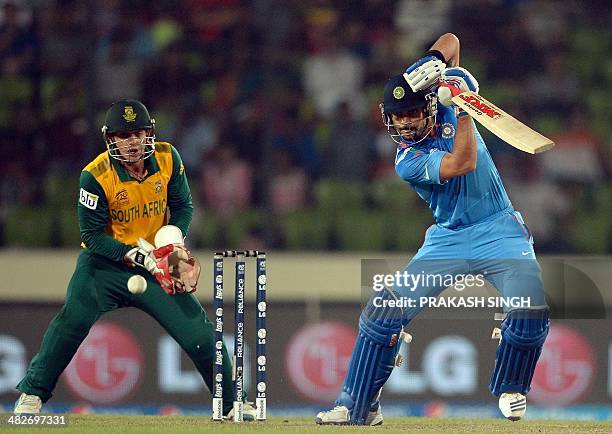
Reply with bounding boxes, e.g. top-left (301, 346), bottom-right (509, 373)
top-left (14, 99), bottom-right (255, 420)
top-left (316, 33), bottom-right (549, 425)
